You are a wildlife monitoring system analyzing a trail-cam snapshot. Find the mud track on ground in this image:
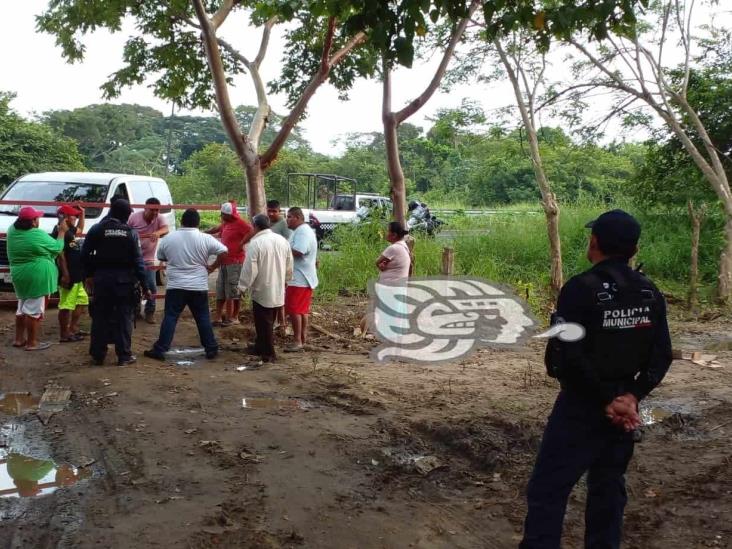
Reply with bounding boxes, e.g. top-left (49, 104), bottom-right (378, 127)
top-left (0, 299), bottom-right (730, 548)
